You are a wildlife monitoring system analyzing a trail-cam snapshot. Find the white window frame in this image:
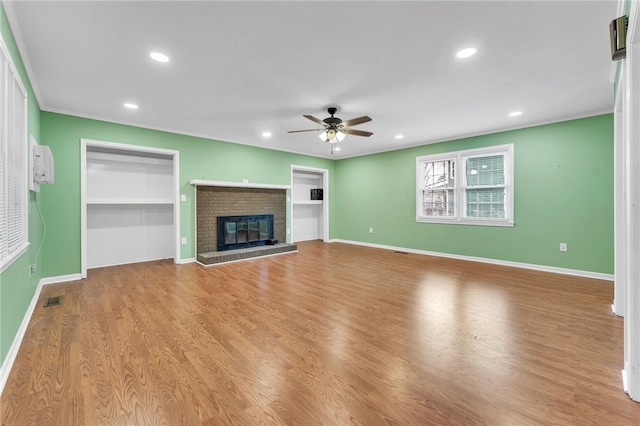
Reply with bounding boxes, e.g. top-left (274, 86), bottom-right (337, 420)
top-left (0, 35), bottom-right (29, 273)
top-left (416, 144), bottom-right (514, 227)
